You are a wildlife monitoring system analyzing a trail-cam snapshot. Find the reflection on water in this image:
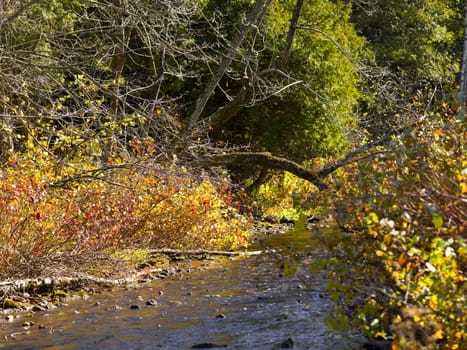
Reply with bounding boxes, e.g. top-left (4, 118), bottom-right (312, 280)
top-left (0, 224), bottom-right (364, 349)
